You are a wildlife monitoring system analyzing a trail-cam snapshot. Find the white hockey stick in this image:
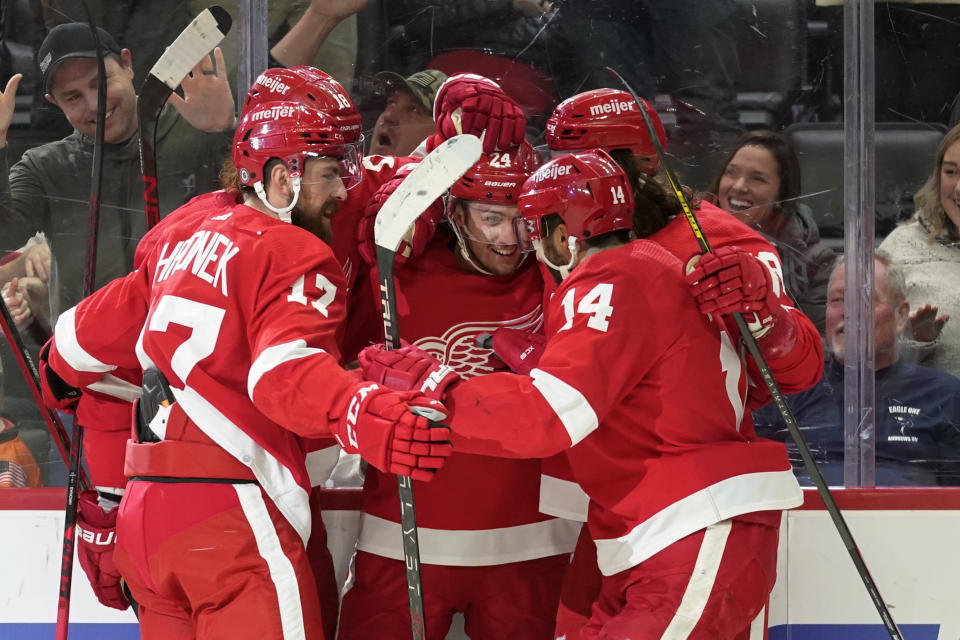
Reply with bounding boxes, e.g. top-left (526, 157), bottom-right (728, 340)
top-left (373, 133), bottom-right (482, 640)
top-left (138, 6), bottom-right (232, 229)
